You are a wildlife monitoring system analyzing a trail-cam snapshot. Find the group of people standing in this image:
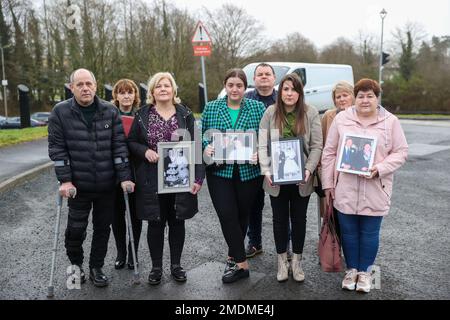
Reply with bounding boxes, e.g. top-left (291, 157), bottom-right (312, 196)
top-left (48, 63), bottom-right (407, 294)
